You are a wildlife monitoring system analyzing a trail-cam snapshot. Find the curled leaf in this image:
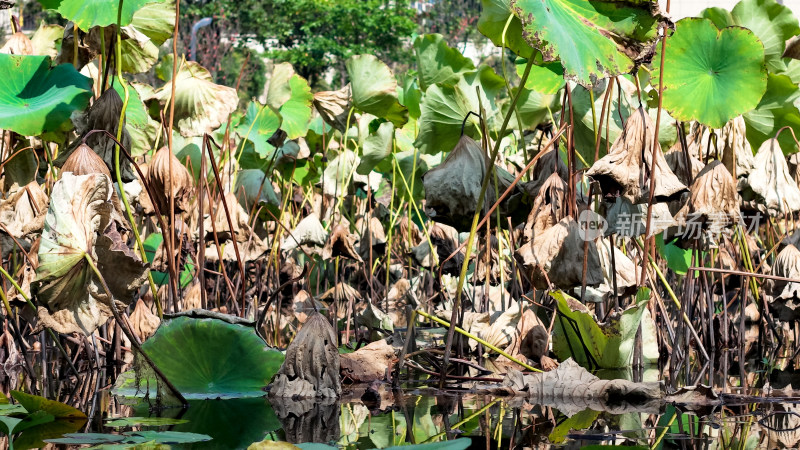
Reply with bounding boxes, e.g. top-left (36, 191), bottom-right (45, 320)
top-left (741, 138), bottom-right (800, 216)
top-left (147, 146), bottom-right (194, 214)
